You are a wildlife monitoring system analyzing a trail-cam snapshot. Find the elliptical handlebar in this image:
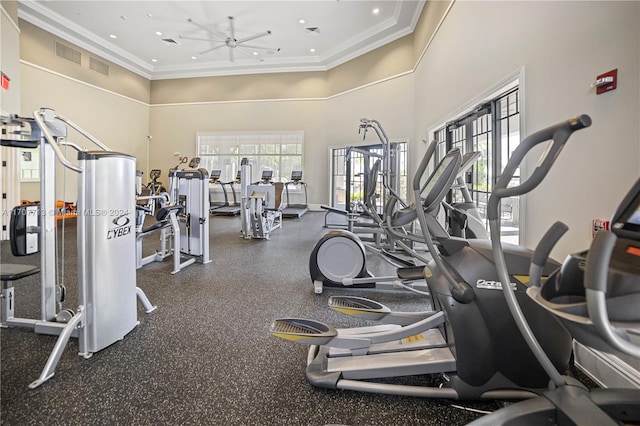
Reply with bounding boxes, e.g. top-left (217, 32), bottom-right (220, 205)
top-left (487, 114), bottom-right (591, 221)
top-left (413, 140), bottom-right (438, 191)
top-left (489, 114), bottom-right (592, 388)
top-left (528, 221), bottom-right (569, 288)
top-left (585, 231), bottom-right (640, 358)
